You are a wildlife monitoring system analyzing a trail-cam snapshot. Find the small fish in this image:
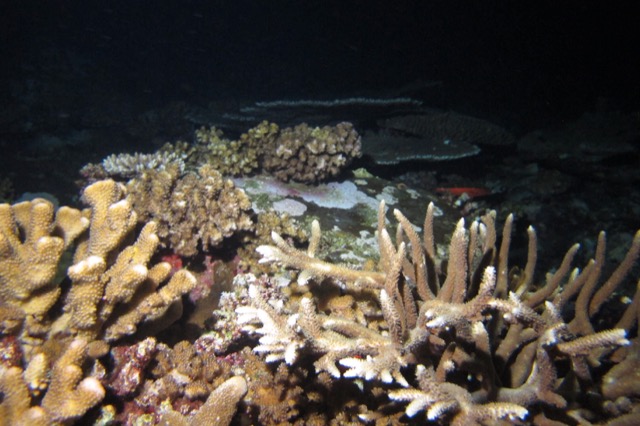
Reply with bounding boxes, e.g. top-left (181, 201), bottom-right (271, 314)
top-left (435, 187), bottom-right (490, 198)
